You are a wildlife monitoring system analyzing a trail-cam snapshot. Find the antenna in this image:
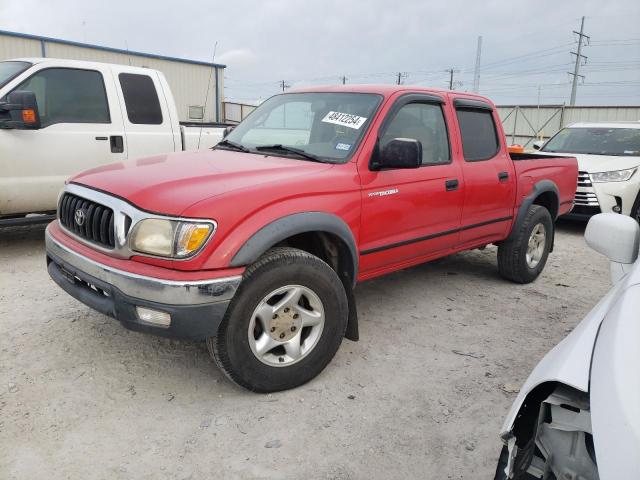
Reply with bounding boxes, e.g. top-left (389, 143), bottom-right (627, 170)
top-left (124, 40), bottom-right (132, 66)
top-left (198, 41), bottom-right (218, 149)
